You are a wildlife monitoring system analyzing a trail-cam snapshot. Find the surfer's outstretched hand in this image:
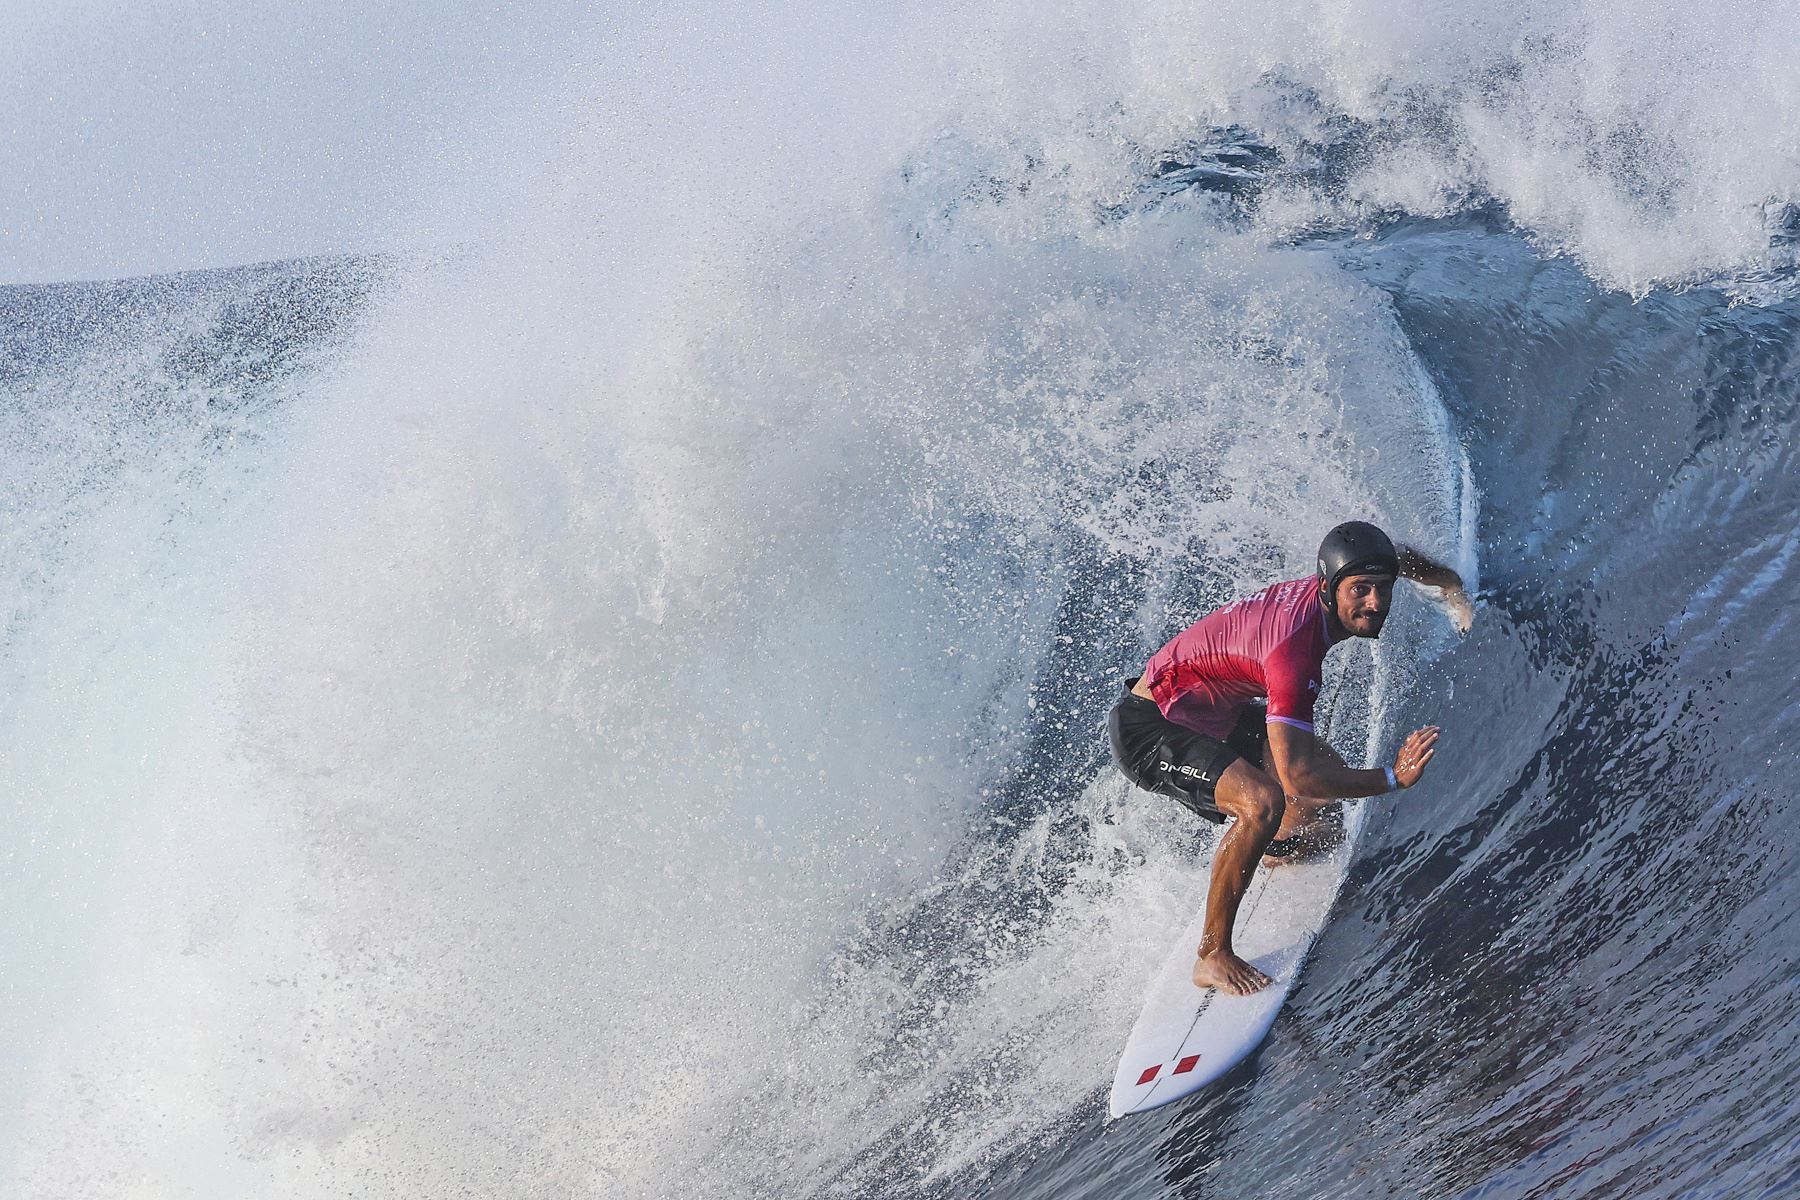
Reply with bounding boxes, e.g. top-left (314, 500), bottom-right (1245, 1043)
top-left (1392, 726), bottom-right (1439, 788)
top-left (1445, 588), bottom-right (1475, 634)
